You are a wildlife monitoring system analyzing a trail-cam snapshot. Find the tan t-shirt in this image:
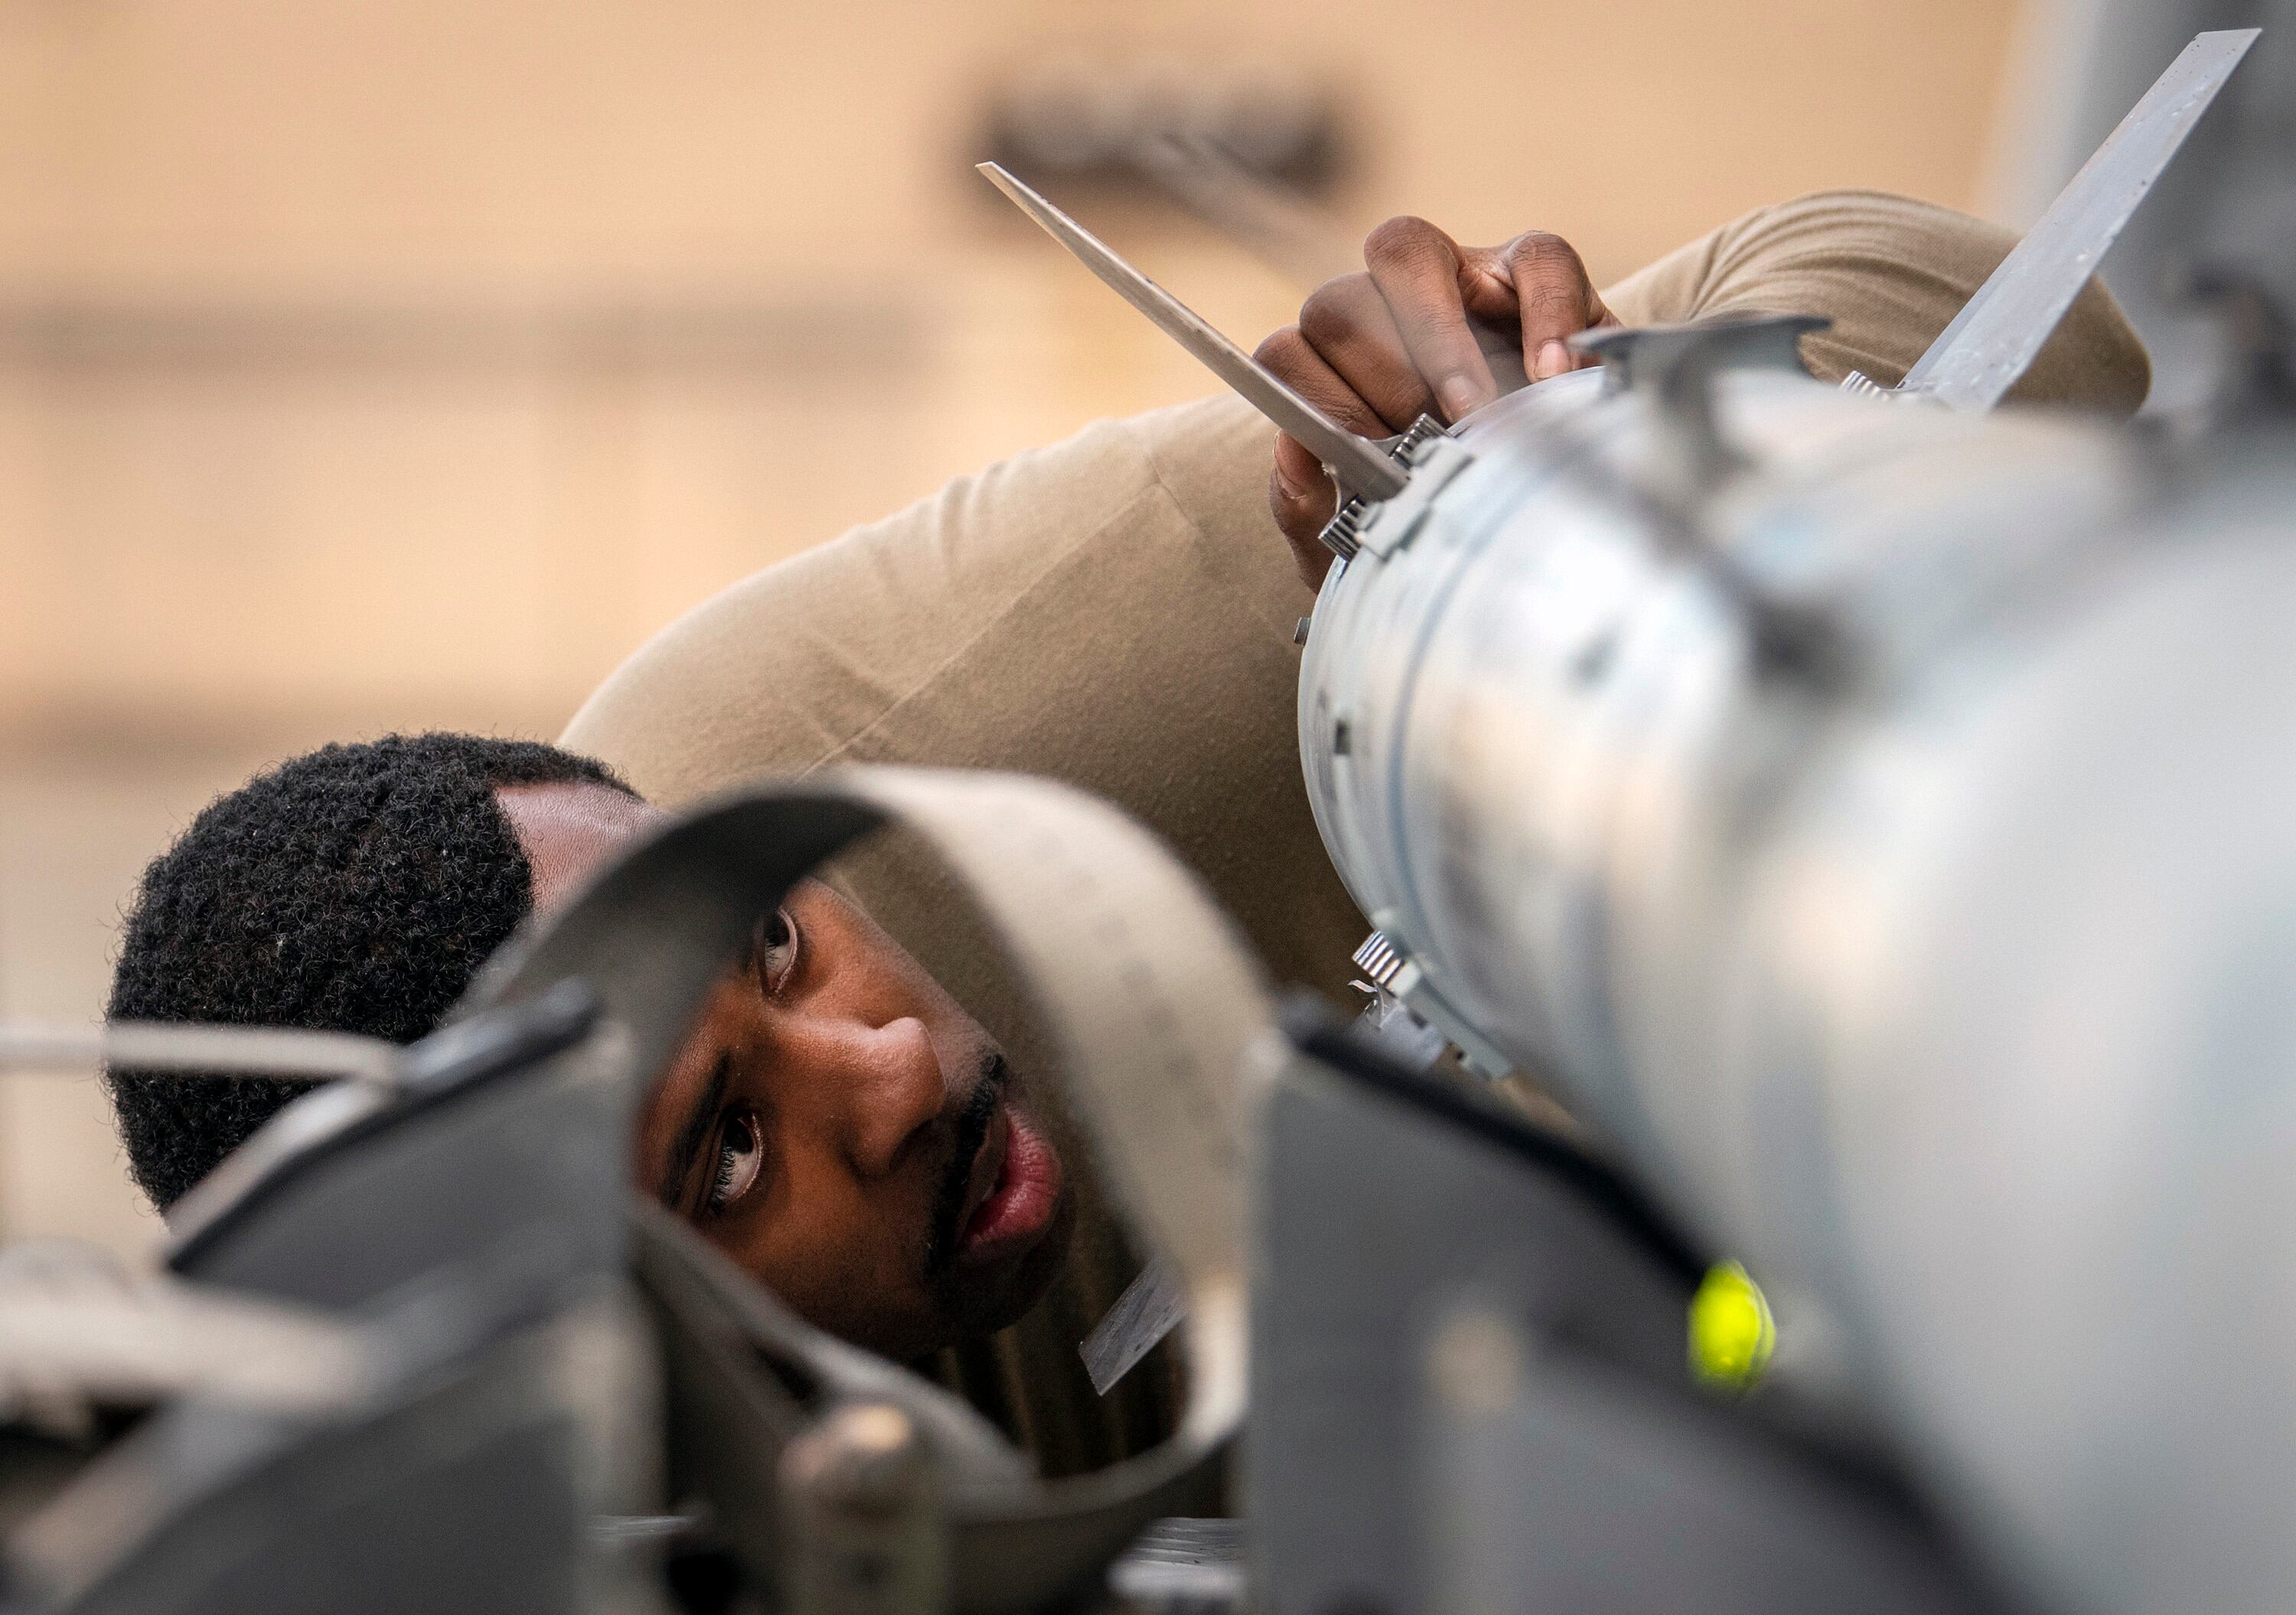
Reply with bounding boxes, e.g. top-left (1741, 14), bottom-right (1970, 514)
top-left (561, 190), bottom-right (2149, 1474)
